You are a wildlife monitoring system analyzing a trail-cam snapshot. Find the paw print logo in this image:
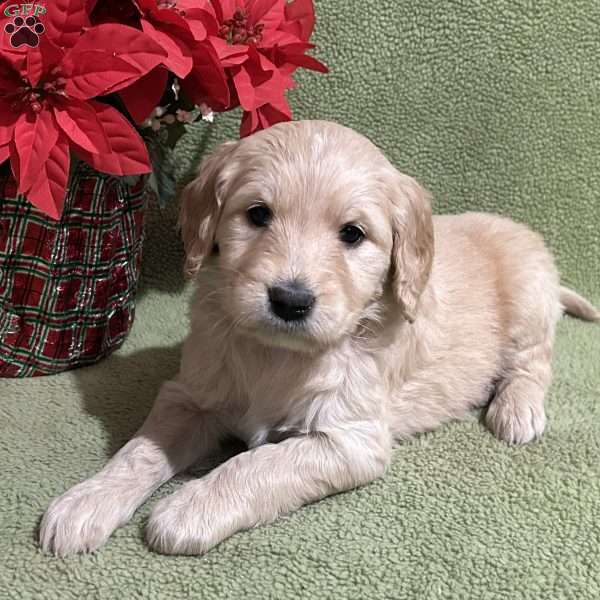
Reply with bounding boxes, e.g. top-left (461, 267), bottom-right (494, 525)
top-left (4, 15), bottom-right (45, 48)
